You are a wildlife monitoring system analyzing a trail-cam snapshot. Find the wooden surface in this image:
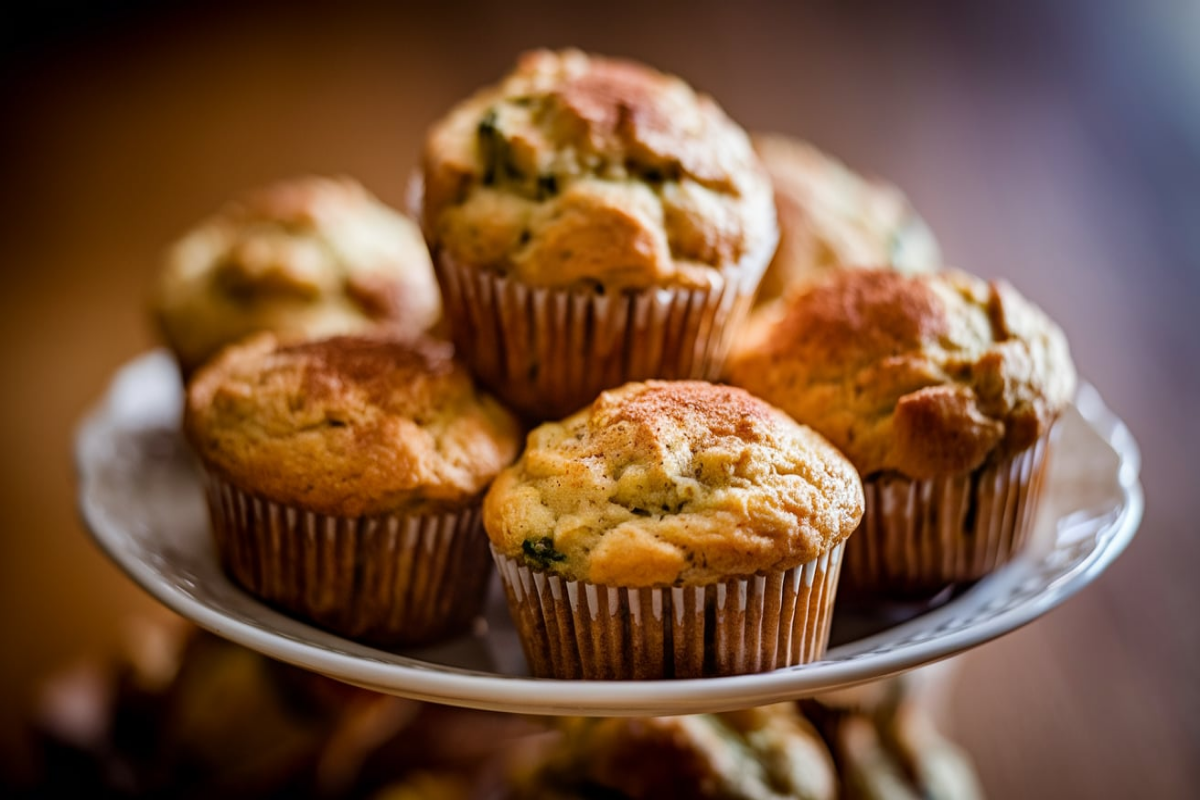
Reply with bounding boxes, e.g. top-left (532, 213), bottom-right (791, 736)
top-left (2, 1), bottom-right (1197, 795)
